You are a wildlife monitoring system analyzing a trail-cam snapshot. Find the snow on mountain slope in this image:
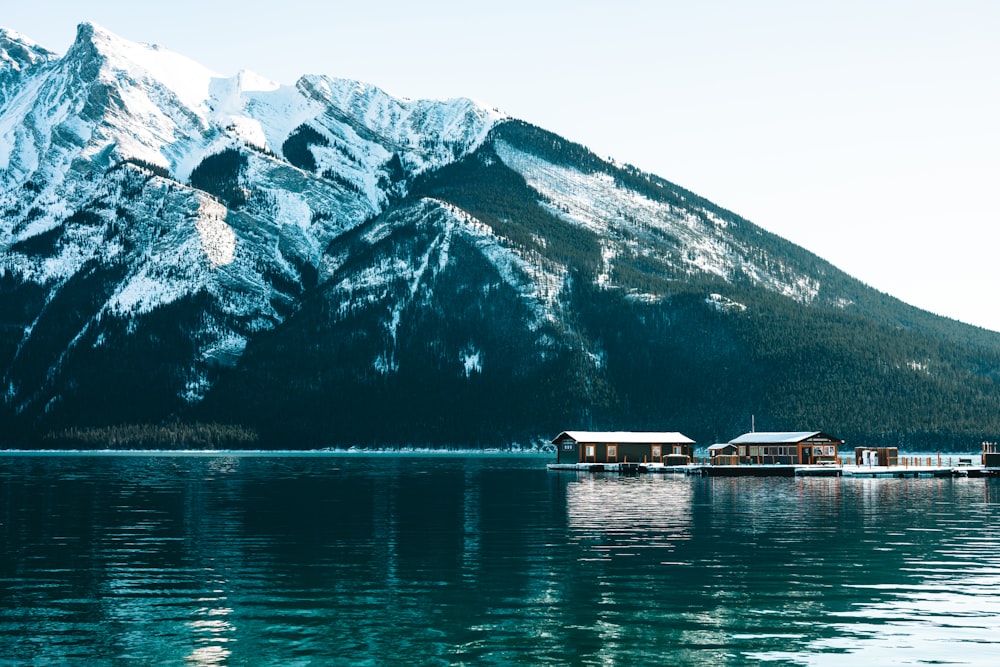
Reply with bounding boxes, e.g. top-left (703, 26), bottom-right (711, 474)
top-left (493, 139), bottom-right (820, 304)
top-left (326, 198), bottom-right (562, 342)
top-left (0, 22), bottom-right (505, 418)
top-left (80, 22), bottom-right (217, 114)
top-left (303, 75), bottom-right (502, 171)
top-left (0, 27), bottom-right (54, 69)
top-left (0, 19), bottom-right (502, 266)
top-left (0, 21), bottom-right (502, 209)
top-left (0, 28), bottom-right (56, 110)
